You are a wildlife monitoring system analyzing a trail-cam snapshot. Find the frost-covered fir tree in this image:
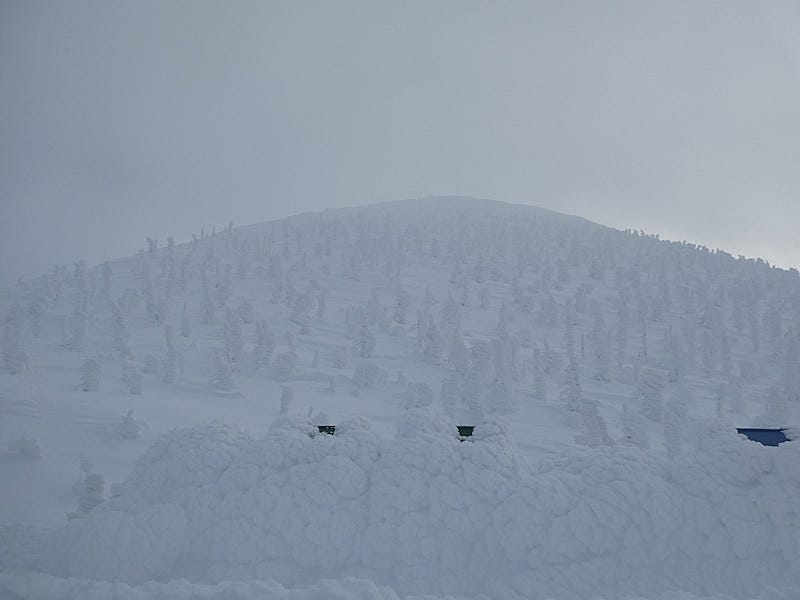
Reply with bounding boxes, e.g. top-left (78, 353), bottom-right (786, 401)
top-left (440, 370), bottom-right (461, 408)
top-left (272, 351), bottom-right (298, 382)
top-left (575, 398), bottom-right (612, 448)
top-left (533, 347), bottom-right (546, 403)
top-left (440, 293), bottom-right (462, 339)
top-left (761, 386), bottom-right (789, 426)
top-left (80, 358), bottom-right (101, 392)
top-left (122, 360), bottom-right (143, 395)
top-left (180, 303), bottom-right (192, 338)
top-left (27, 296), bottom-right (45, 339)
top-left (163, 325), bottom-right (178, 384)
top-left (332, 345), bottom-right (349, 369)
top-left (70, 472), bottom-right (104, 519)
top-left (290, 292), bottom-right (312, 332)
top-left (591, 302), bottom-right (610, 381)
top-left (143, 353), bottom-right (159, 375)
top-left (118, 409), bottom-right (140, 439)
top-left (393, 286), bottom-right (412, 325)
top-left (253, 321), bottom-right (276, 368)
top-left (366, 289), bottom-right (388, 331)
top-left (421, 318), bottom-right (445, 365)
top-left (213, 351), bottom-right (235, 391)
top-left (68, 309), bottom-right (88, 352)
top-left (201, 269), bottom-right (215, 324)
top-left (223, 308), bottom-right (244, 366)
top-left (620, 397), bottom-right (649, 448)
top-left (663, 384), bottom-right (689, 458)
top-left (8, 436), bottom-right (41, 460)
top-left (2, 303), bottom-right (28, 374)
top-left (280, 386), bottom-right (294, 414)
top-left (355, 323), bottom-right (376, 359)
top-left (615, 293), bottom-right (629, 368)
top-left (633, 367), bottom-right (664, 422)
top-left (560, 354), bottom-right (582, 416)
top-left (489, 337), bottom-right (513, 413)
